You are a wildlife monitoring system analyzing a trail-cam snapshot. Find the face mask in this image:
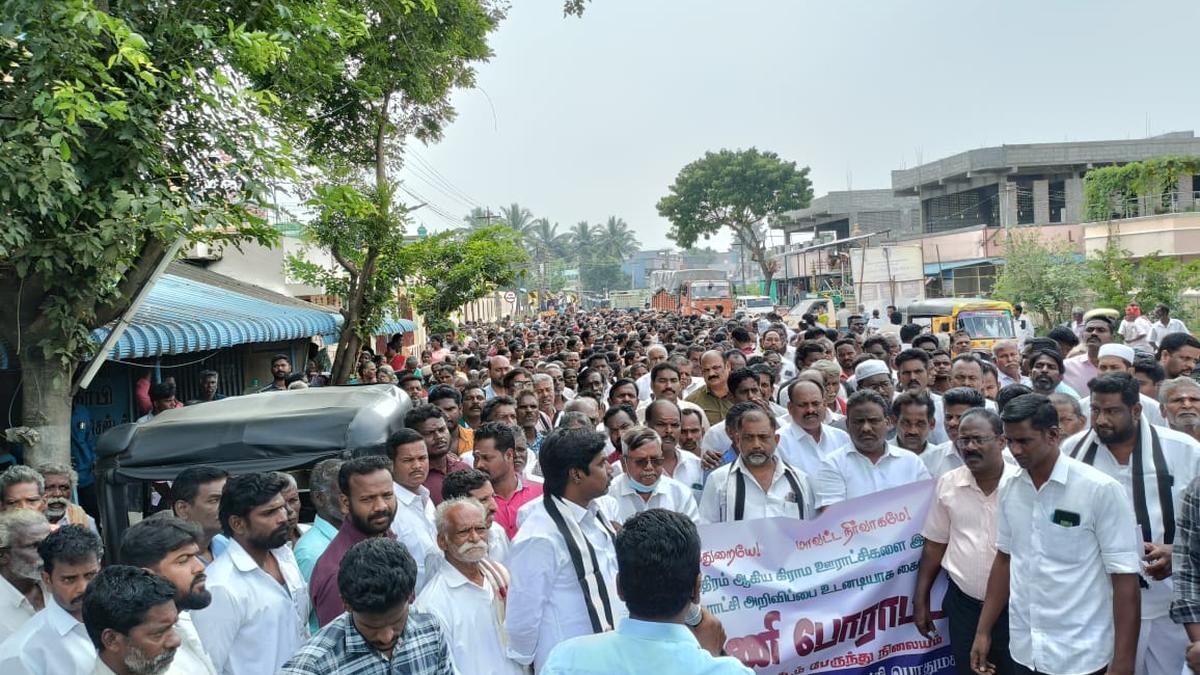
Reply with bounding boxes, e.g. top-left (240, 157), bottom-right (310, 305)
top-left (629, 476), bottom-right (659, 494)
